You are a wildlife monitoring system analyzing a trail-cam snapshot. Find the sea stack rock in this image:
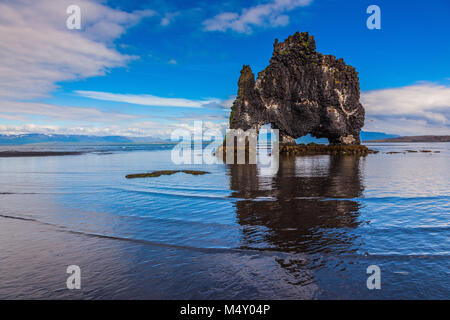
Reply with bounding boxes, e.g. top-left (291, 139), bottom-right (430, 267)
top-left (229, 32), bottom-right (365, 145)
